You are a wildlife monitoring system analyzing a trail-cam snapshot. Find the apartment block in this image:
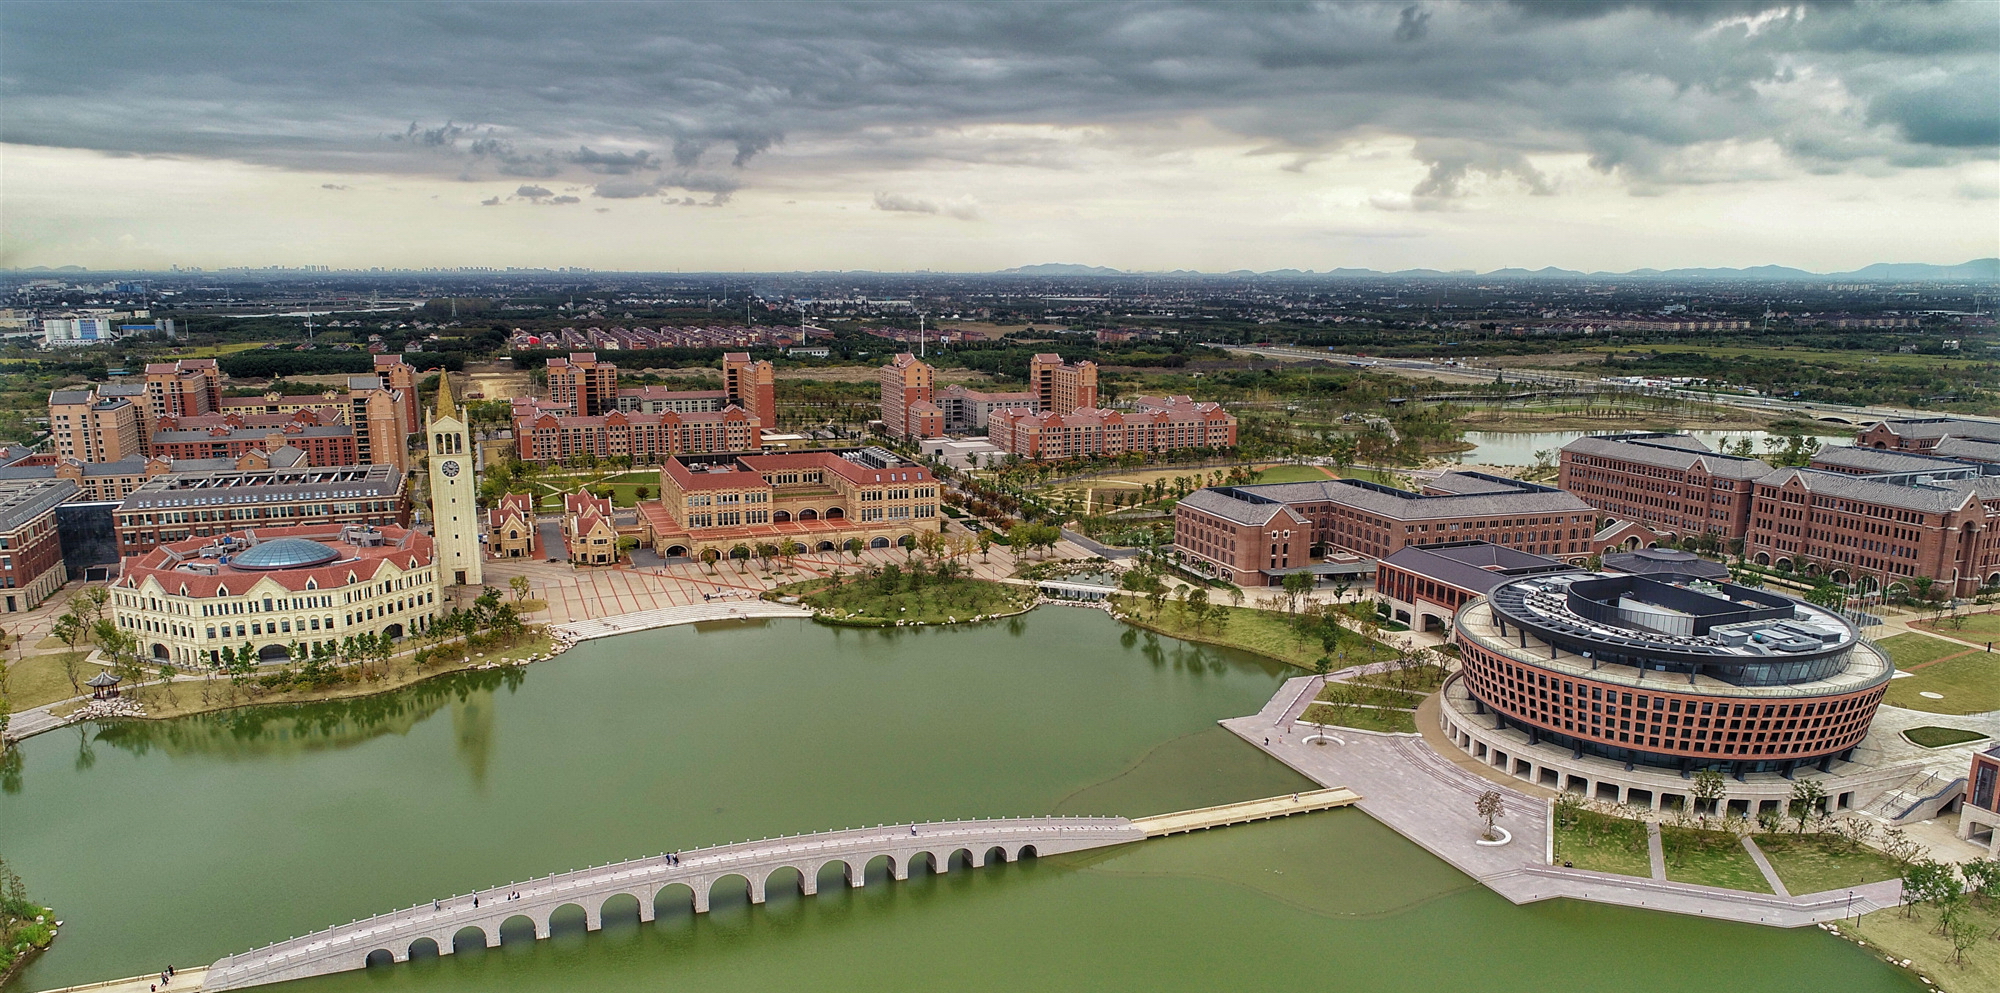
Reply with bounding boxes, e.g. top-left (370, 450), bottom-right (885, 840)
top-left (546, 352), bottom-right (621, 416)
top-left (1028, 353), bottom-right (1098, 415)
top-left (48, 387), bottom-right (145, 463)
top-left (988, 398), bottom-right (1236, 459)
top-left (878, 353), bottom-right (943, 440)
